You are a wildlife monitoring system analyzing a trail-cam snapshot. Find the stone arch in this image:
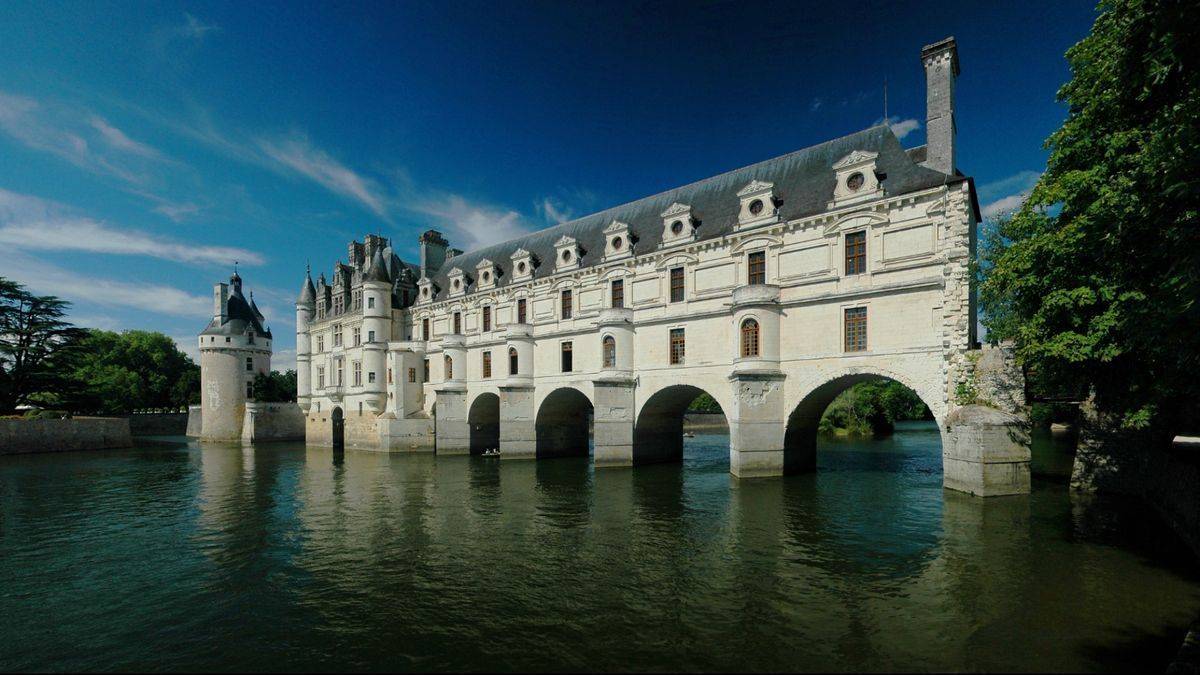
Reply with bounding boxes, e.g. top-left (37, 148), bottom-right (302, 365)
top-left (633, 383), bottom-right (728, 465)
top-left (330, 406), bottom-right (344, 451)
top-left (468, 392), bottom-right (500, 455)
top-left (783, 366), bottom-right (944, 473)
top-left (534, 386), bottom-right (594, 458)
